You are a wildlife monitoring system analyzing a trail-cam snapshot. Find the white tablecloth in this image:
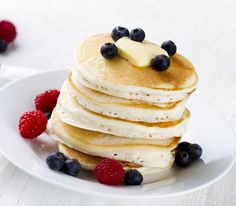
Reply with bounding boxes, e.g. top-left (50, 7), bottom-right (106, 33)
top-left (0, 0), bottom-right (236, 205)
